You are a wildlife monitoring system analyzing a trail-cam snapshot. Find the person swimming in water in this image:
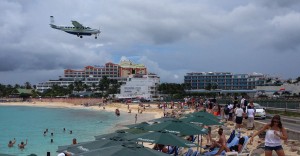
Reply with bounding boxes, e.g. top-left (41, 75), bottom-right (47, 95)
top-left (18, 139), bottom-right (28, 149)
top-left (115, 109), bottom-right (120, 116)
top-left (8, 138), bottom-right (16, 147)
